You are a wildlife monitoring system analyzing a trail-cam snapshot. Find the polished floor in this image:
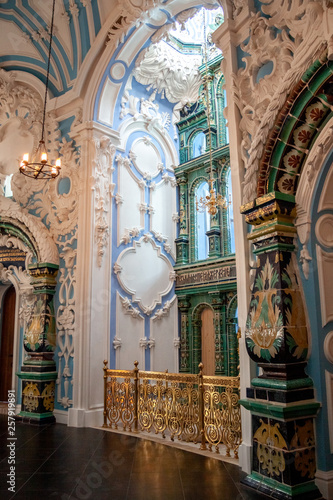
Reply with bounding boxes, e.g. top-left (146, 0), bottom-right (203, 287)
top-left (0, 414), bottom-right (268, 500)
